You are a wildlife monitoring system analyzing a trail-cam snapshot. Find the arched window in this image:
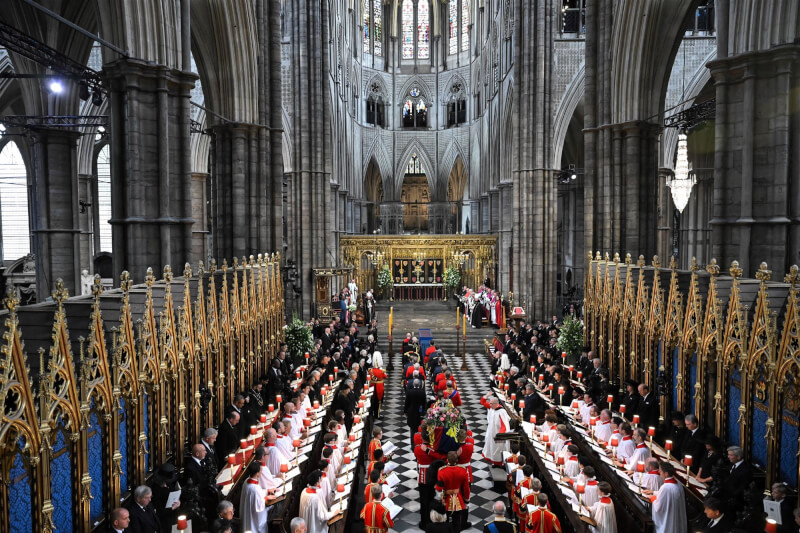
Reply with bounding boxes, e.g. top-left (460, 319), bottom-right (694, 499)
top-left (446, 82), bottom-right (467, 127)
top-left (449, 0), bottom-right (471, 54)
top-left (0, 139), bottom-right (30, 261)
top-left (366, 82), bottom-right (386, 127)
top-left (363, 0), bottom-right (383, 56)
top-left (402, 87), bottom-right (428, 128)
top-left (95, 144), bottom-right (112, 252)
top-left (402, 0), bottom-right (430, 60)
